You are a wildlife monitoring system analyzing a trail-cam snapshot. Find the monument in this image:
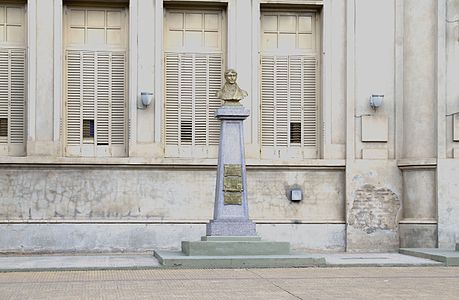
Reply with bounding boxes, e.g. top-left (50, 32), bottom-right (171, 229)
top-left (206, 69), bottom-right (256, 237)
top-left (154, 70), bottom-right (325, 267)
